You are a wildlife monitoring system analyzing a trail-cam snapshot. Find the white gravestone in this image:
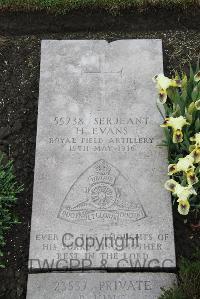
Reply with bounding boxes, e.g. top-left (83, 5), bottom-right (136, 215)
top-left (29, 40), bottom-right (176, 270)
top-left (26, 272), bottom-right (177, 299)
